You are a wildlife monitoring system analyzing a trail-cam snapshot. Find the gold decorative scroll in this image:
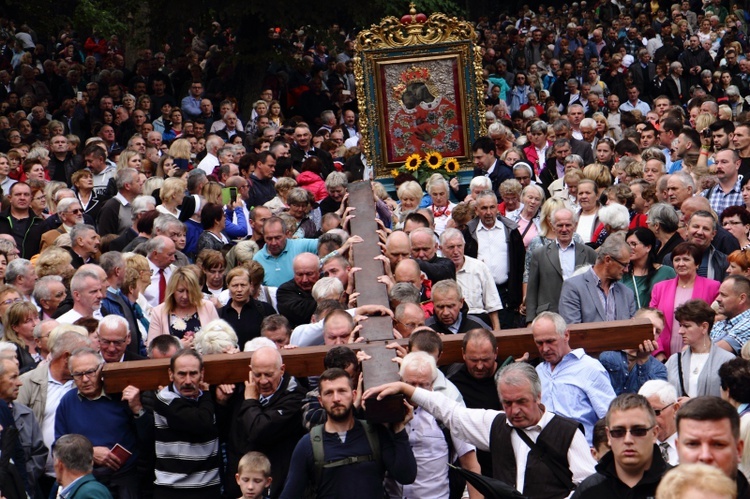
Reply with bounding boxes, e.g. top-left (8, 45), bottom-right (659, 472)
top-left (357, 13), bottom-right (476, 50)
